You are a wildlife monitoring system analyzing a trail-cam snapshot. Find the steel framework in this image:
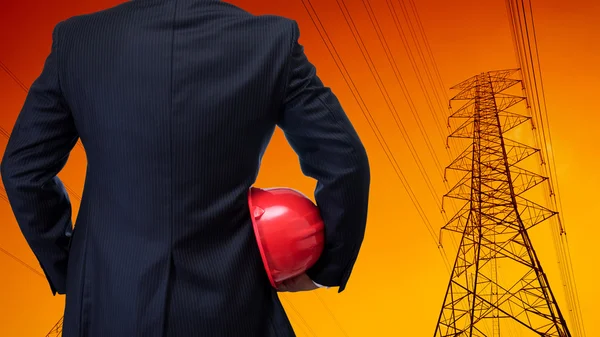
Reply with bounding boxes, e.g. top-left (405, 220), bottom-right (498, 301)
top-left (44, 316), bottom-right (63, 337)
top-left (433, 69), bottom-right (571, 336)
